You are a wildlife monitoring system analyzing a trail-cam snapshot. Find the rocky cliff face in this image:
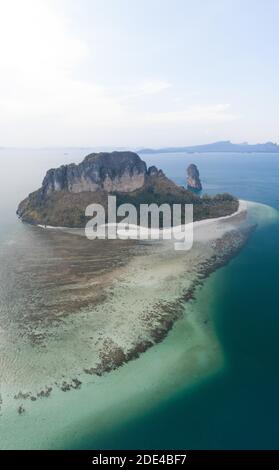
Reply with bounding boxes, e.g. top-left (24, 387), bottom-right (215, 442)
top-left (42, 151), bottom-right (148, 195)
top-left (17, 151), bottom-right (171, 226)
top-left (17, 152), bottom-right (237, 228)
top-left (187, 163), bottom-right (202, 191)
